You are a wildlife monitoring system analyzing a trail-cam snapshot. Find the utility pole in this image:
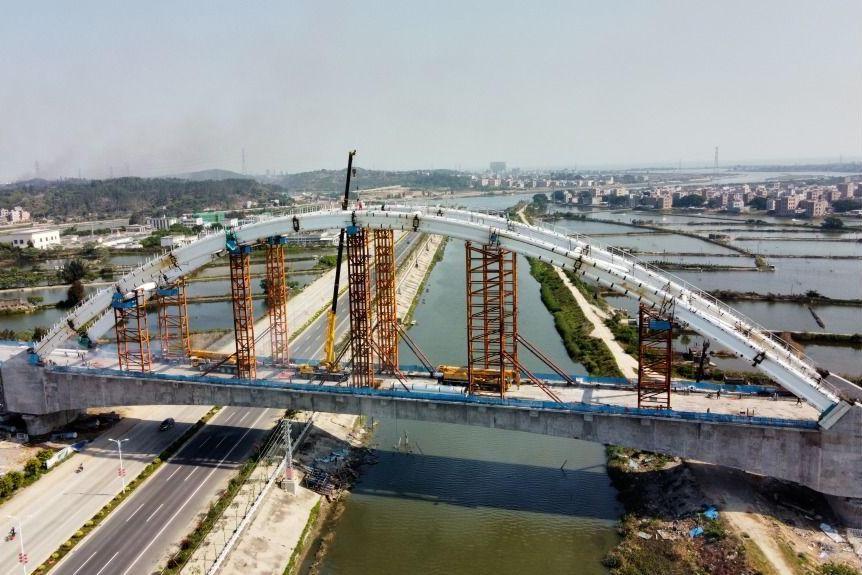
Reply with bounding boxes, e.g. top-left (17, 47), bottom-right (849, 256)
top-left (242, 148), bottom-right (247, 175)
top-left (282, 421), bottom-right (297, 495)
top-left (109, 438), bottom-right (129, 492)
